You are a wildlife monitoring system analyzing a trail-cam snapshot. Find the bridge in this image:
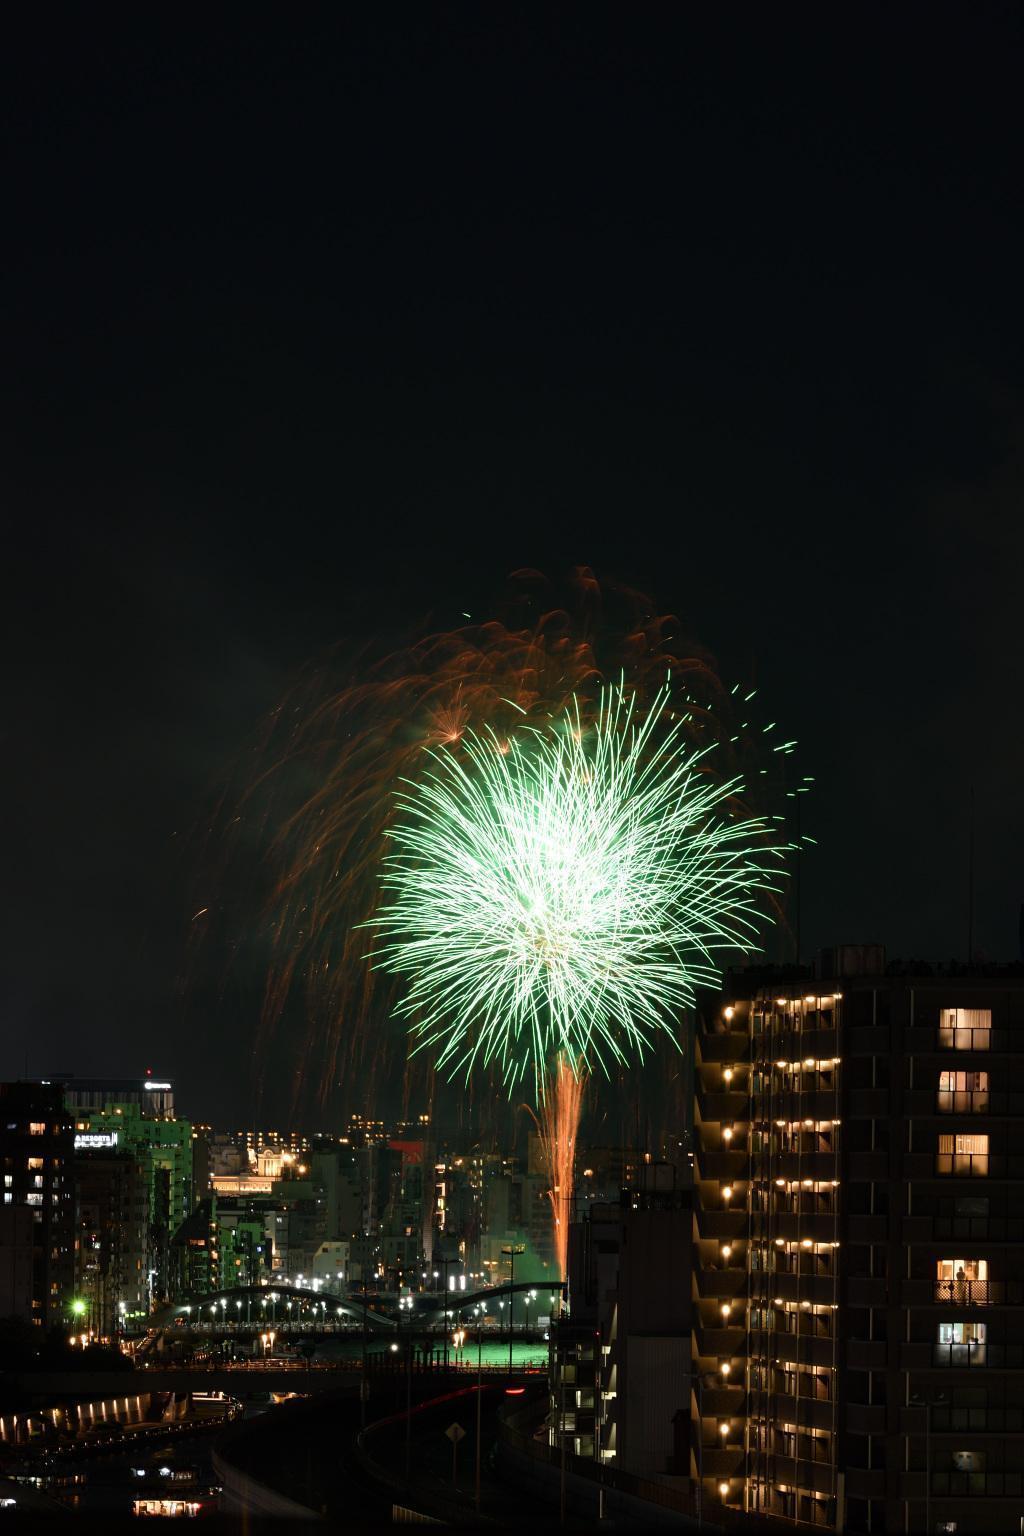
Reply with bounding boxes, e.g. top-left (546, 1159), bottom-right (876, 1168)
top-left (146, 1280), bottom-right (565, 1338)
